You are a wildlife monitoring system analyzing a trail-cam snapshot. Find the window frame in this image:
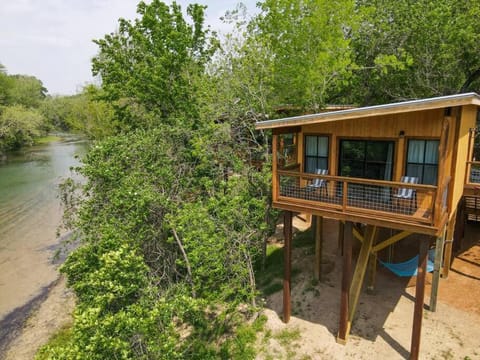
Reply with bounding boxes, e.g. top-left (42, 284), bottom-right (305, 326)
top-left (303, 134), bottom-right (330, 174)
top-left (405, 138), bottom-right (440, 185)
top-left (338, 139), bottom-right (395, 181)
